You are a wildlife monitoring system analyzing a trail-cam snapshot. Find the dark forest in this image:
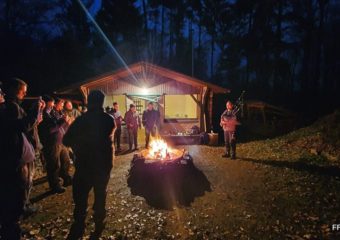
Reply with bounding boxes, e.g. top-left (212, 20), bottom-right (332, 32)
top-left (1, 0), bottom-right (339, 114)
